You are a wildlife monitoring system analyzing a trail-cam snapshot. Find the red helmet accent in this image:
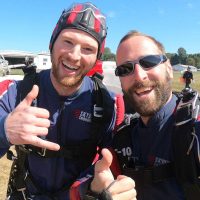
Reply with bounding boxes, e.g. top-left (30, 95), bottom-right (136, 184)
top-left (66, 4), bottom-right (83, 24)
top-left (49, 2), bottom-right (107, 59)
